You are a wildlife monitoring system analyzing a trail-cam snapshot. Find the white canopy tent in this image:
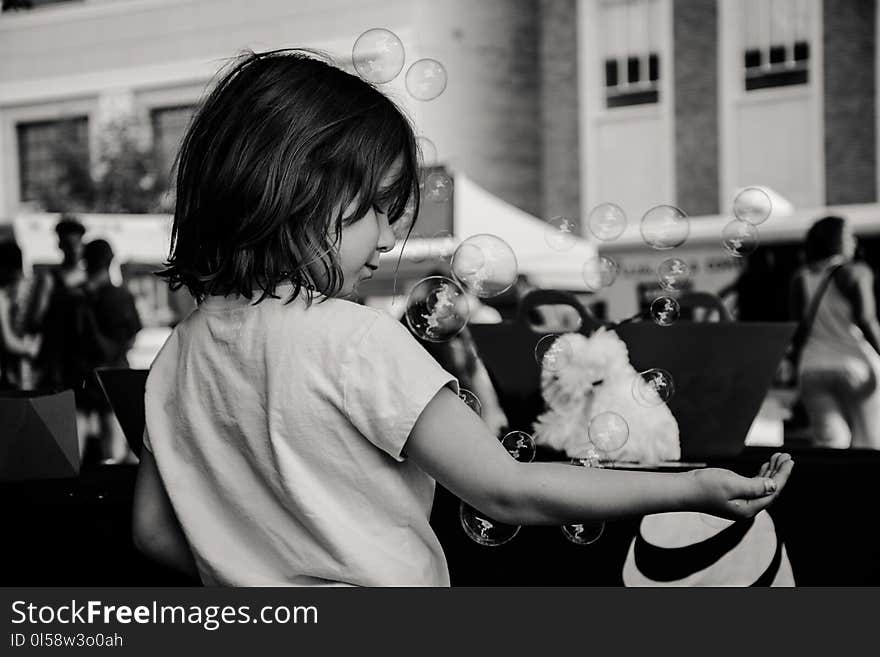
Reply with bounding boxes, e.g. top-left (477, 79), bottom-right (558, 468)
top-left (379, 173), bottom-right (598, 291)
